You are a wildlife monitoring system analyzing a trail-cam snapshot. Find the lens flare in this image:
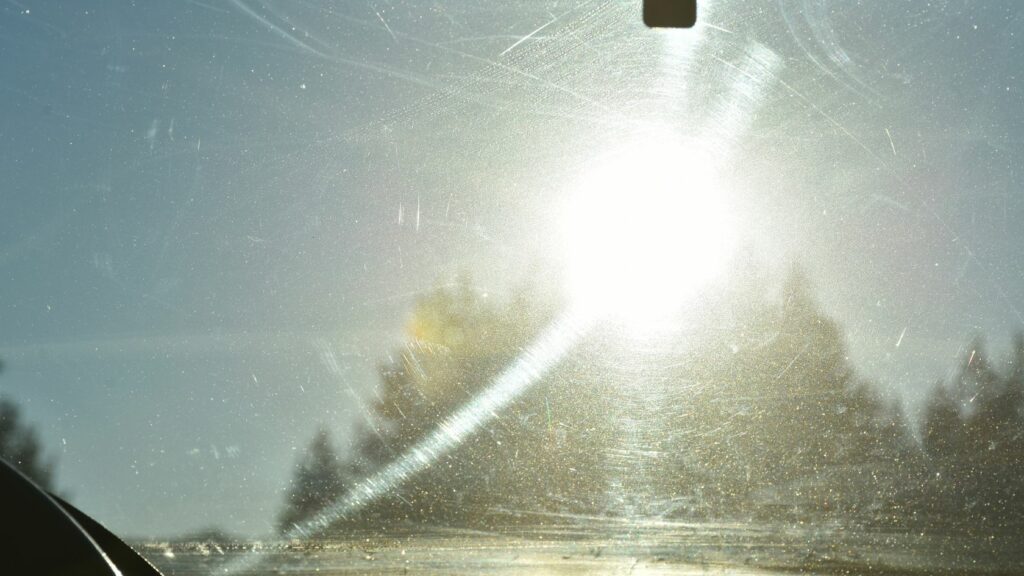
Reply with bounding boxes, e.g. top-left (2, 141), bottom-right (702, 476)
top-left (562, 136), bottom-right (736, 333)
